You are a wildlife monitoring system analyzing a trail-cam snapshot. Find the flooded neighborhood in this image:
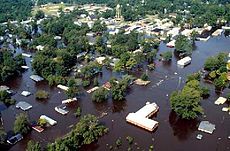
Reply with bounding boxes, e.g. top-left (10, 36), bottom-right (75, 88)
top-left (0, 0), bottom-right (229, 151)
